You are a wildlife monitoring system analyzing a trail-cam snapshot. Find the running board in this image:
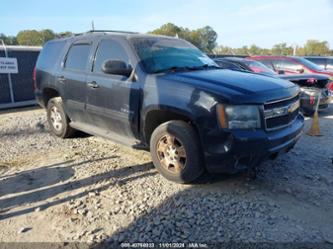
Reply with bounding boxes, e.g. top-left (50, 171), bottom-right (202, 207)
top-left (70, 121), bottom-right (141, 148)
